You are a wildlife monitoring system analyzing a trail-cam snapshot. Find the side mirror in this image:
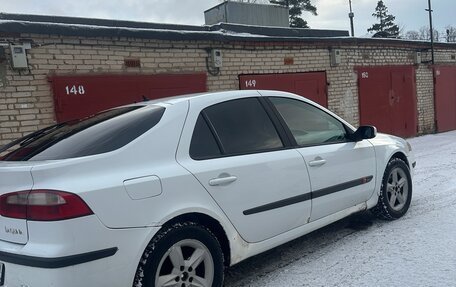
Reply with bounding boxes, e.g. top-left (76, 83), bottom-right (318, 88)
top-left (351, 126), bottom-right (377, 141)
